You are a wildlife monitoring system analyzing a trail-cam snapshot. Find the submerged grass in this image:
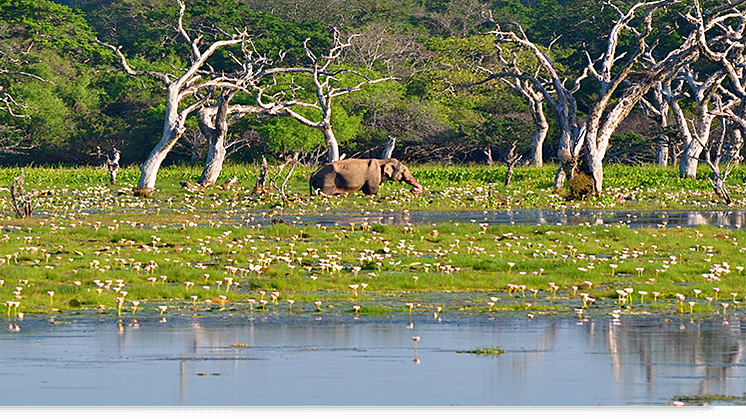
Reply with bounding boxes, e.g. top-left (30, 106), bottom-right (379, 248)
top-left (0, 164), bottom-right (744, 321)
